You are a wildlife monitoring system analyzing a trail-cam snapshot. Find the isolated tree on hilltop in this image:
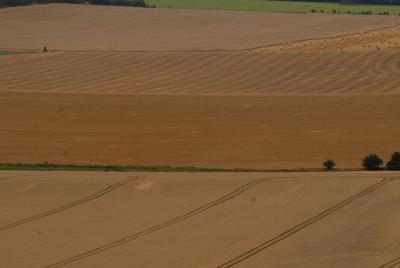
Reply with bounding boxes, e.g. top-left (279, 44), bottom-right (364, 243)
top-left (323, 159), bottom-right (336, 171)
